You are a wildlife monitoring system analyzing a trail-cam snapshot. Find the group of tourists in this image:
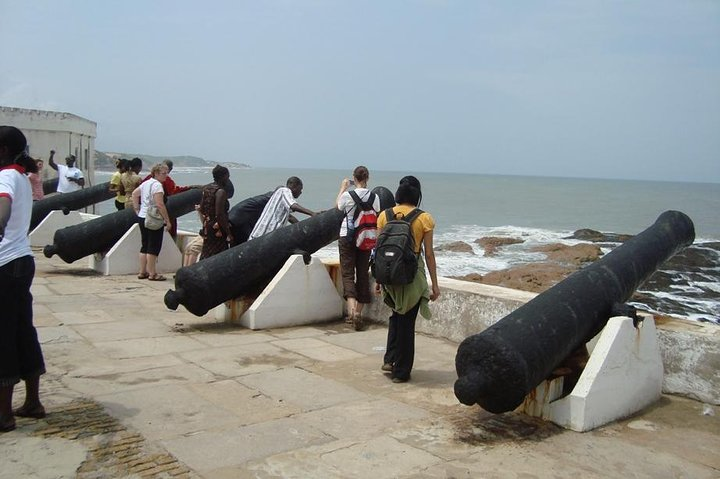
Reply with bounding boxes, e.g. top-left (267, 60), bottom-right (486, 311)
top-left (0, 124), bottom-right (440, 434)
